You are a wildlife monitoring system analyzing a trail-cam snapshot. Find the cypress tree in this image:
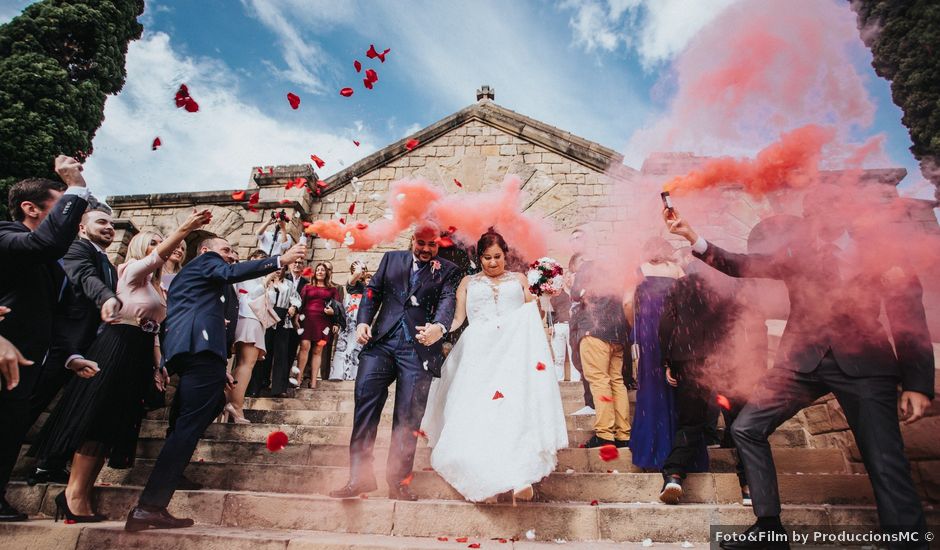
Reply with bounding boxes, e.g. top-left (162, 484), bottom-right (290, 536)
top-left (0, 0), bottom-right (144, 218)
top-left (852, 1), bottom-right (940, 199)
